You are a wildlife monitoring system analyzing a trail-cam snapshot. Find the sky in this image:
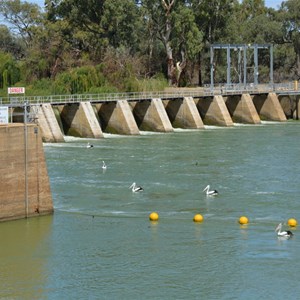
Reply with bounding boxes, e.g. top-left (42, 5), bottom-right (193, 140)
top-left (28, 0), bottom-right (283, 10)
